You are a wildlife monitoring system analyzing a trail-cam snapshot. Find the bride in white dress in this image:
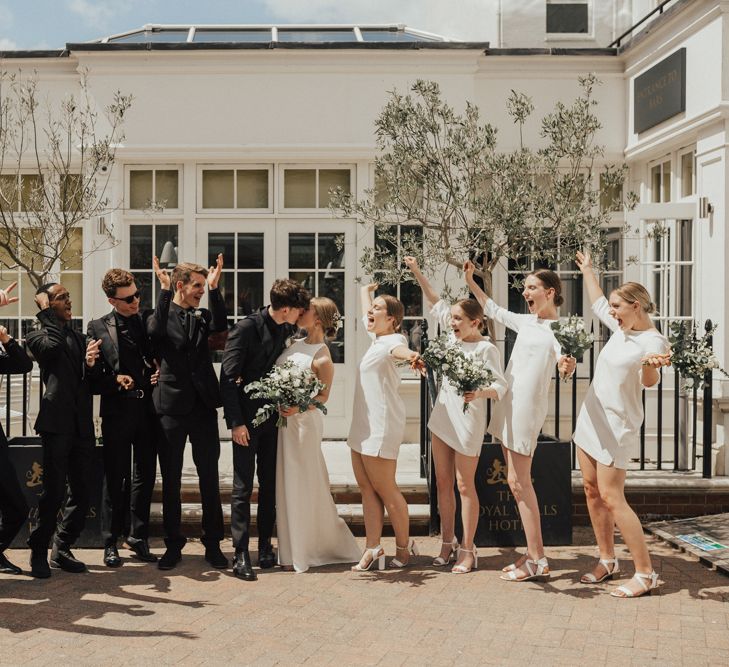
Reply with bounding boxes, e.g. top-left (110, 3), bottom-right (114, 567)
top-left (275, 297), bottom-right (361, 572)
